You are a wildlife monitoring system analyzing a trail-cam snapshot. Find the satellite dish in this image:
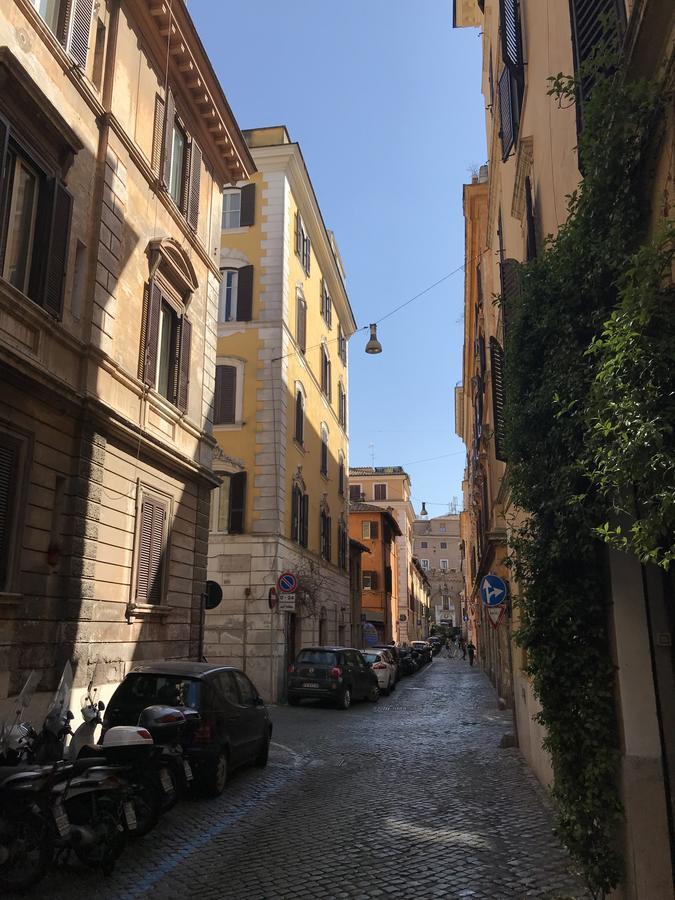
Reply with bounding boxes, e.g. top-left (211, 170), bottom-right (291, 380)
top-left (203, 580), bottom-right (223, 610)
